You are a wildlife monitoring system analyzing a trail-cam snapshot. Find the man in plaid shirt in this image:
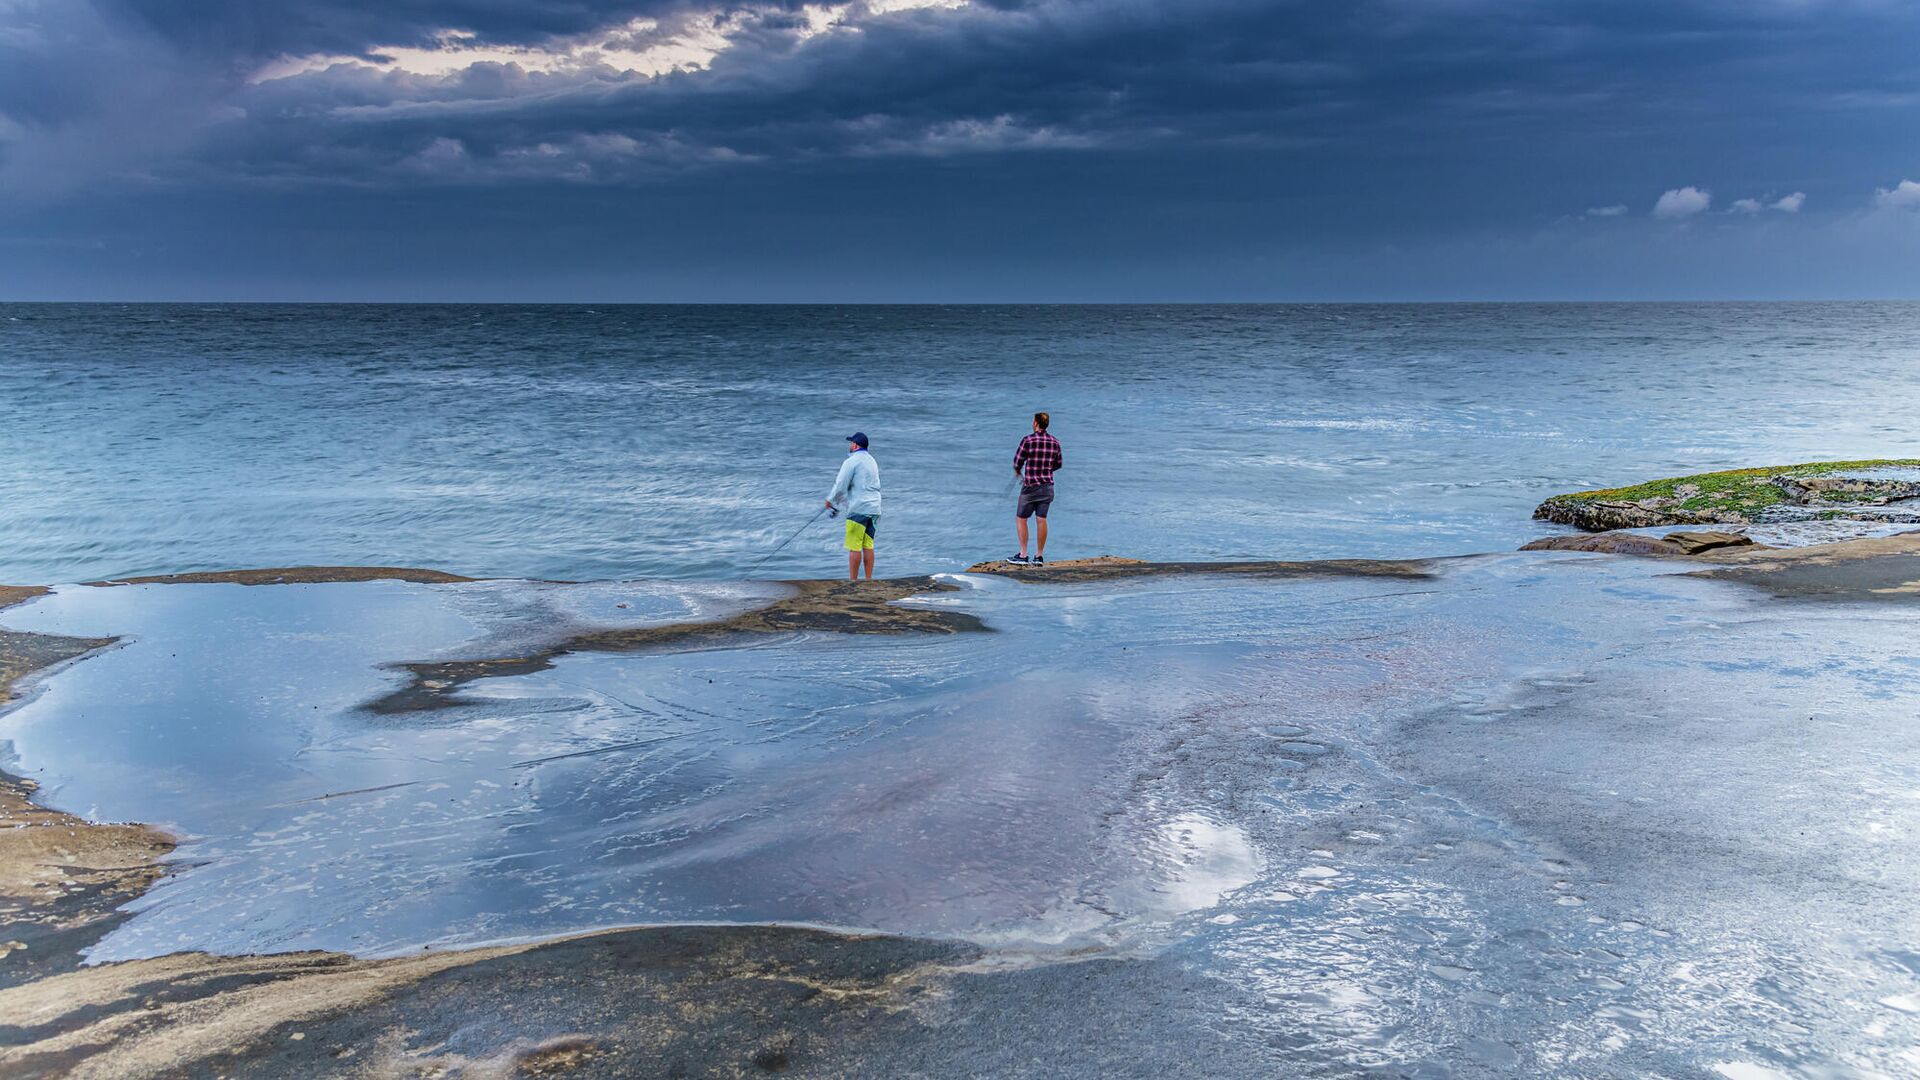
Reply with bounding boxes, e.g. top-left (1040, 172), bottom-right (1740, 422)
top-left (1009, 411), bottom-right (1062, 565)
